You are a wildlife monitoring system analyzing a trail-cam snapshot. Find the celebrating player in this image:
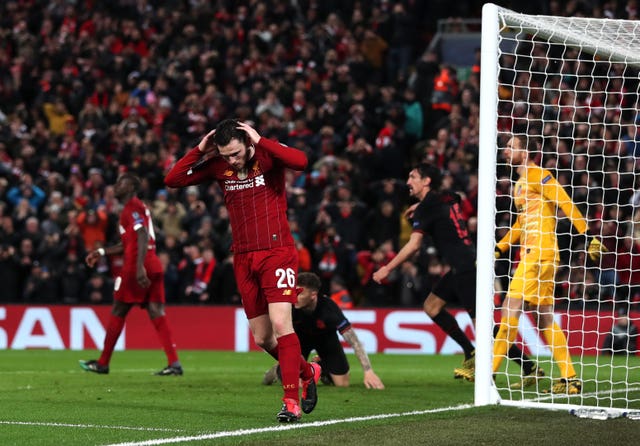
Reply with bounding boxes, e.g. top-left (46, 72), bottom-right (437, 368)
top-left (80, 173), bottom-right (182, 376)
top-left (373, 163), bottom-right (541, 384)
top-left (165, 119), bottom-right (320, 422)
top-left (493, 135), bottom-right (606, 394)
top-left (263, 272), bottom-right (385, 389)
